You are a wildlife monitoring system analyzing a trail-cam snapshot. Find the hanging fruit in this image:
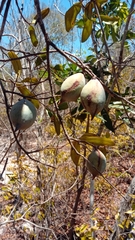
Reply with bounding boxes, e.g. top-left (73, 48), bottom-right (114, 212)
top-left (81, 78), bottom-right (106, 119)
top-left (60, 73), bottom-right (85, 103)
top-left (87, 149), bottom-right (106, 179)
top-left (10, 99), bottom-right (37, 131)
